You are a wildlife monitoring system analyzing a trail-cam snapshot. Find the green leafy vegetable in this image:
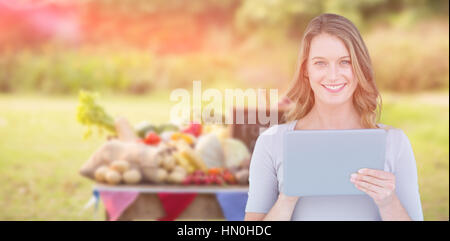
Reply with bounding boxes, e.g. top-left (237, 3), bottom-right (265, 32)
top-left (76, 90), bottom-right (116, 139)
